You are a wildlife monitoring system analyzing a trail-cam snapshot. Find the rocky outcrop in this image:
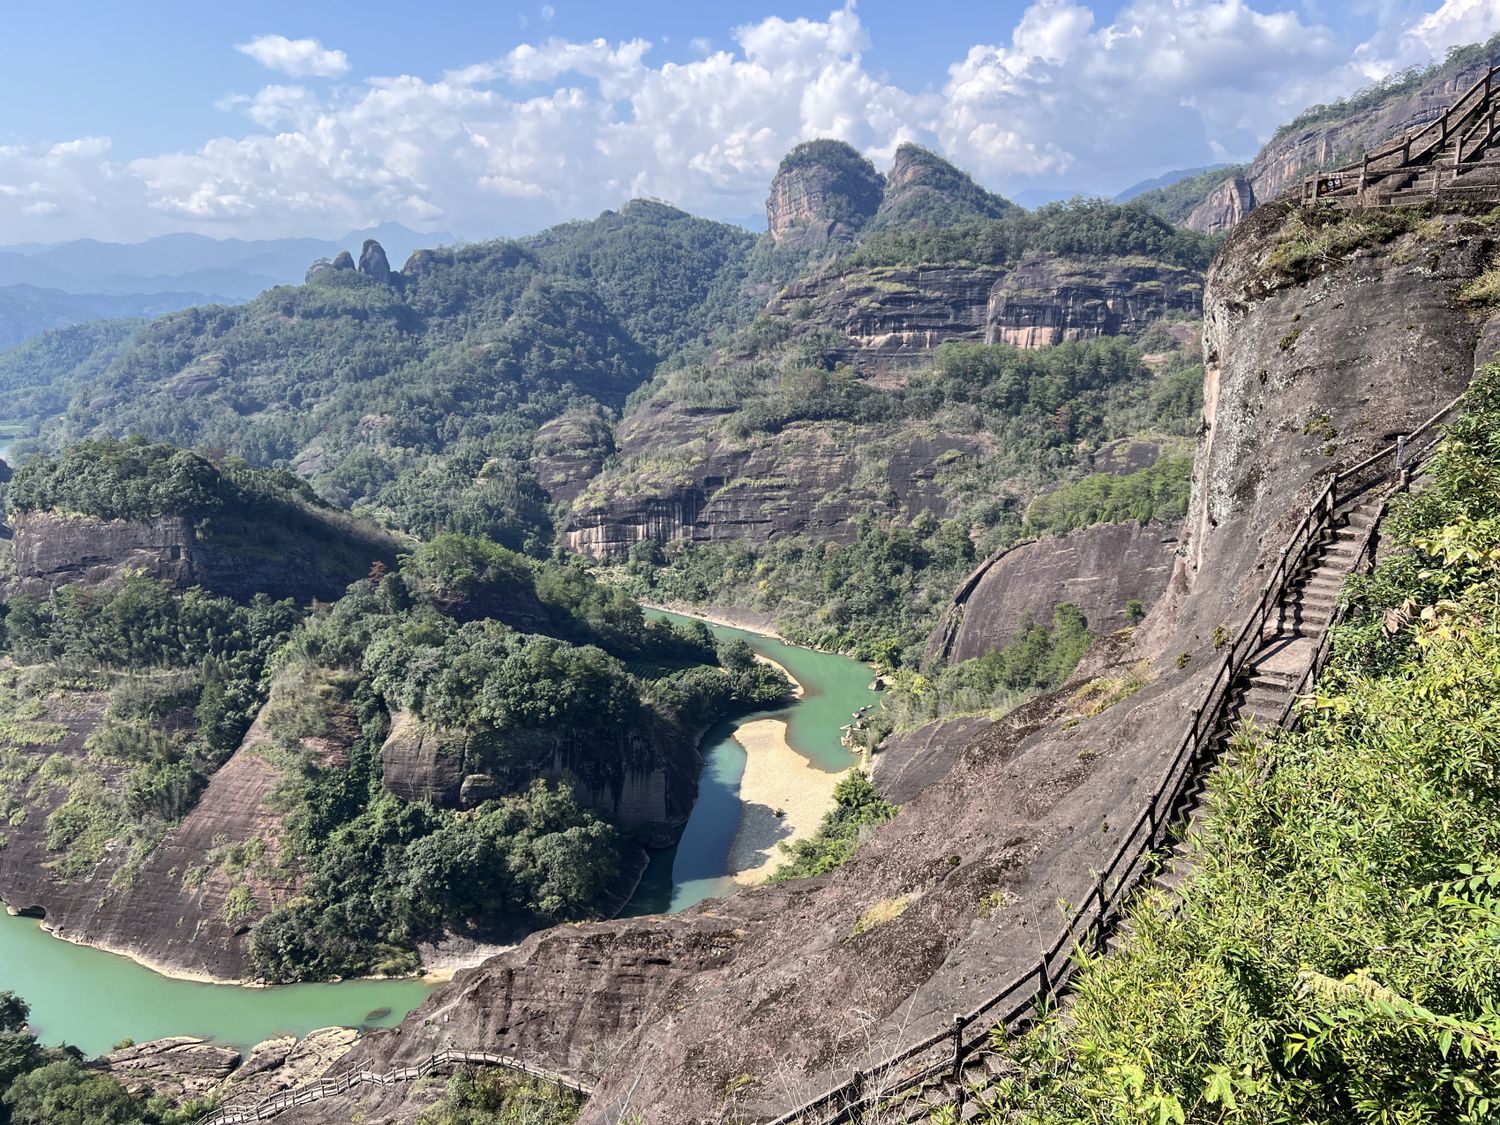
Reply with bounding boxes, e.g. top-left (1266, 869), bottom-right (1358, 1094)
top-left (766, 140), bottom-right (884, 250)
top-left (530, 411), bottom-right (615, 505)
top-left (358, 239), bottom-right (392, 283)
top-left (1184, 173), bottom-right (1255, 235)
top-left (379, 708), bottom-right (701, 841)
top-left (9, 512), bottom-right (196, 592)
top-left (105, 1029), bottom-right (358, 1108)
top-left (764, 253), bottom-right (1202, 377)
top-left (8, 504), bottom-right (397, 603)
top-left (564, 402), bottom-right (982, 557)
top-left (0, 698), bottom-right (338, 981)
top-left (924, 520), bottom-right (1180, 666)
top-left (1167, 203), bottom-right (1491, 647)
top-left (330, 251), bottom-right (355, 271)
top-left (985, 258), bottom-right (1202, 349)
